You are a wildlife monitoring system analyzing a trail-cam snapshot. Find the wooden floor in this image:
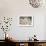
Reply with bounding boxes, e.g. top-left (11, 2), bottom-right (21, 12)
top-left (0, 40), bottom-right (46, 46)
top-left (0, 42), bottom-right (16, 46)
top-left (0, 40), bottom-right (16, 46)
